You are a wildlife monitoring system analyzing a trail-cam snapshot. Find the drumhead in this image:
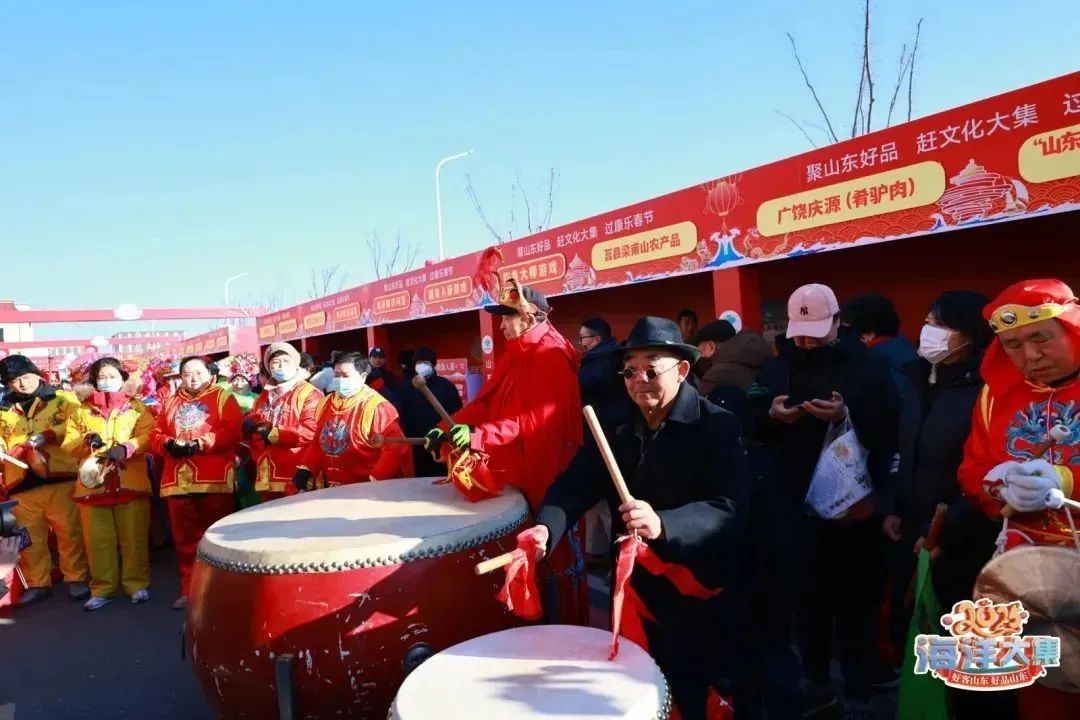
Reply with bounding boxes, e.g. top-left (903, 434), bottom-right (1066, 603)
top-left (390, 625), bottom-right (670, 719)
top-left (197, 477), bottom-right (528, 574)
top-left (975, 544), bottom-right (1080, 693)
